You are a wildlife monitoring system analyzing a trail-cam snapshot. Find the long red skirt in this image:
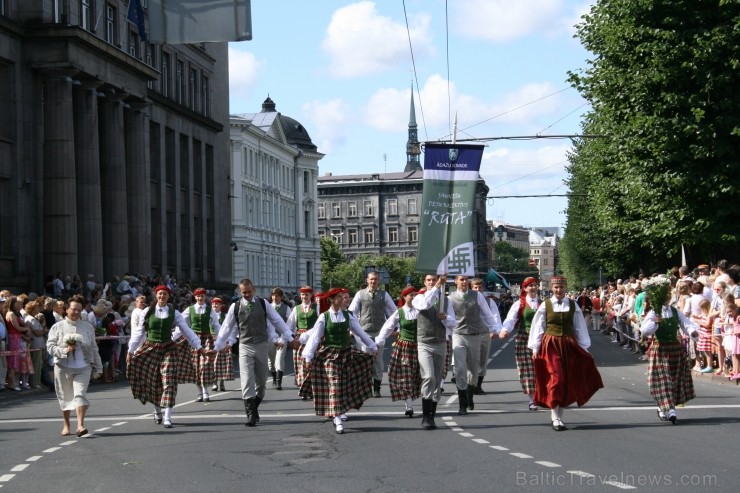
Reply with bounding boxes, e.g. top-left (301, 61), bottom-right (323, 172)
top-left (532, 334), bottom-right (603, 408)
